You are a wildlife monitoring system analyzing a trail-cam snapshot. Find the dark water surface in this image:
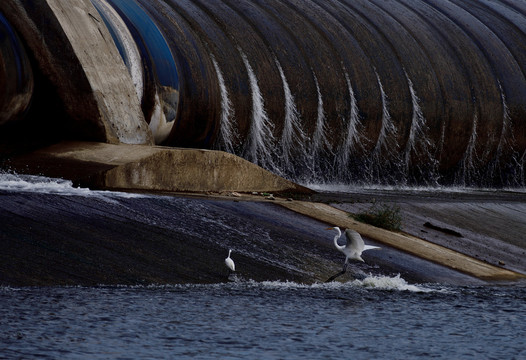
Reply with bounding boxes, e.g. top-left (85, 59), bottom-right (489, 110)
top-left (1, 281), bottom-right (525, 359)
